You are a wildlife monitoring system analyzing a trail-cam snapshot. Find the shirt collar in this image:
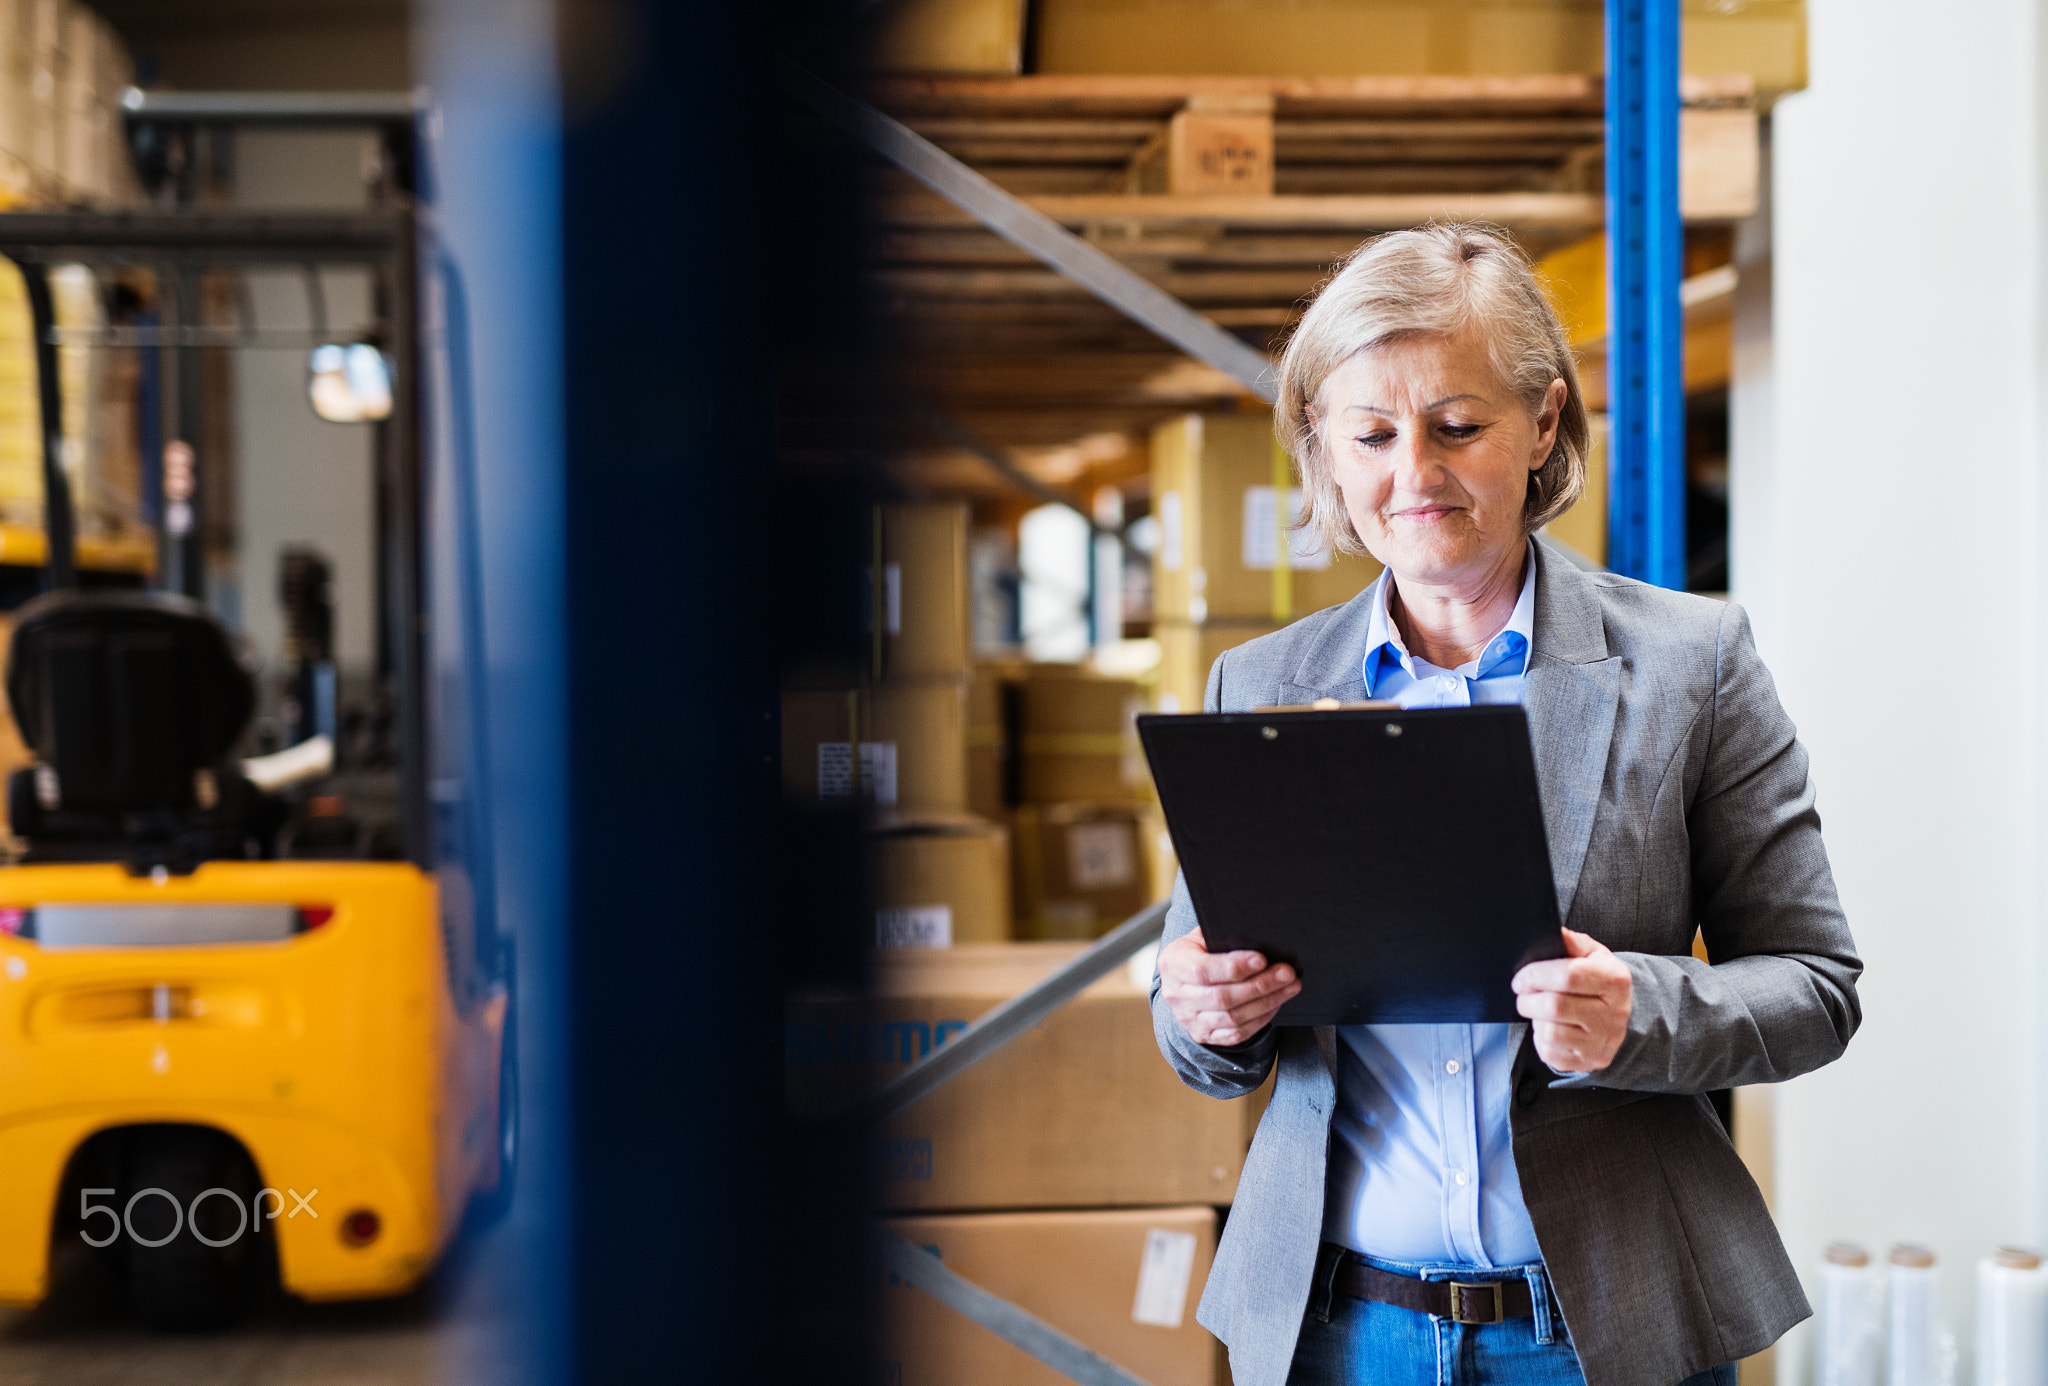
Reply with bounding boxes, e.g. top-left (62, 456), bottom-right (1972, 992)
top-left (1362, 543), bottom-right (1537, 695)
